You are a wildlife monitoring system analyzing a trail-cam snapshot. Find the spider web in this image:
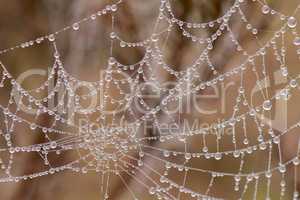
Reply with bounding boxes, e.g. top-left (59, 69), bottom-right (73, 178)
top-left (0, 0), bottom-right (300, 199)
